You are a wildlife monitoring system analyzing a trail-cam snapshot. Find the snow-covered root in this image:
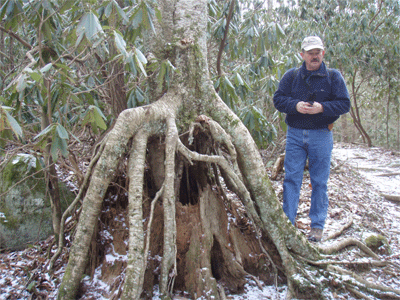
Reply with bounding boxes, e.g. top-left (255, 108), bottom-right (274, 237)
top-left (328, 265), bottom-right (400, 299)
top-left (181, 116), bottom-right (304, 300)
top-left (57, 93), bottom-right (181, 300)
top-left (293, 237), bottom-right (400, 299)
top-left (324, 216), bottom-right (353, 241)
top-left (121, 128), bottom-right (149, 300)
top-left (319, 237), bottom-right (380, 259)
top-left (160, 117), bottom-right (178, 295)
